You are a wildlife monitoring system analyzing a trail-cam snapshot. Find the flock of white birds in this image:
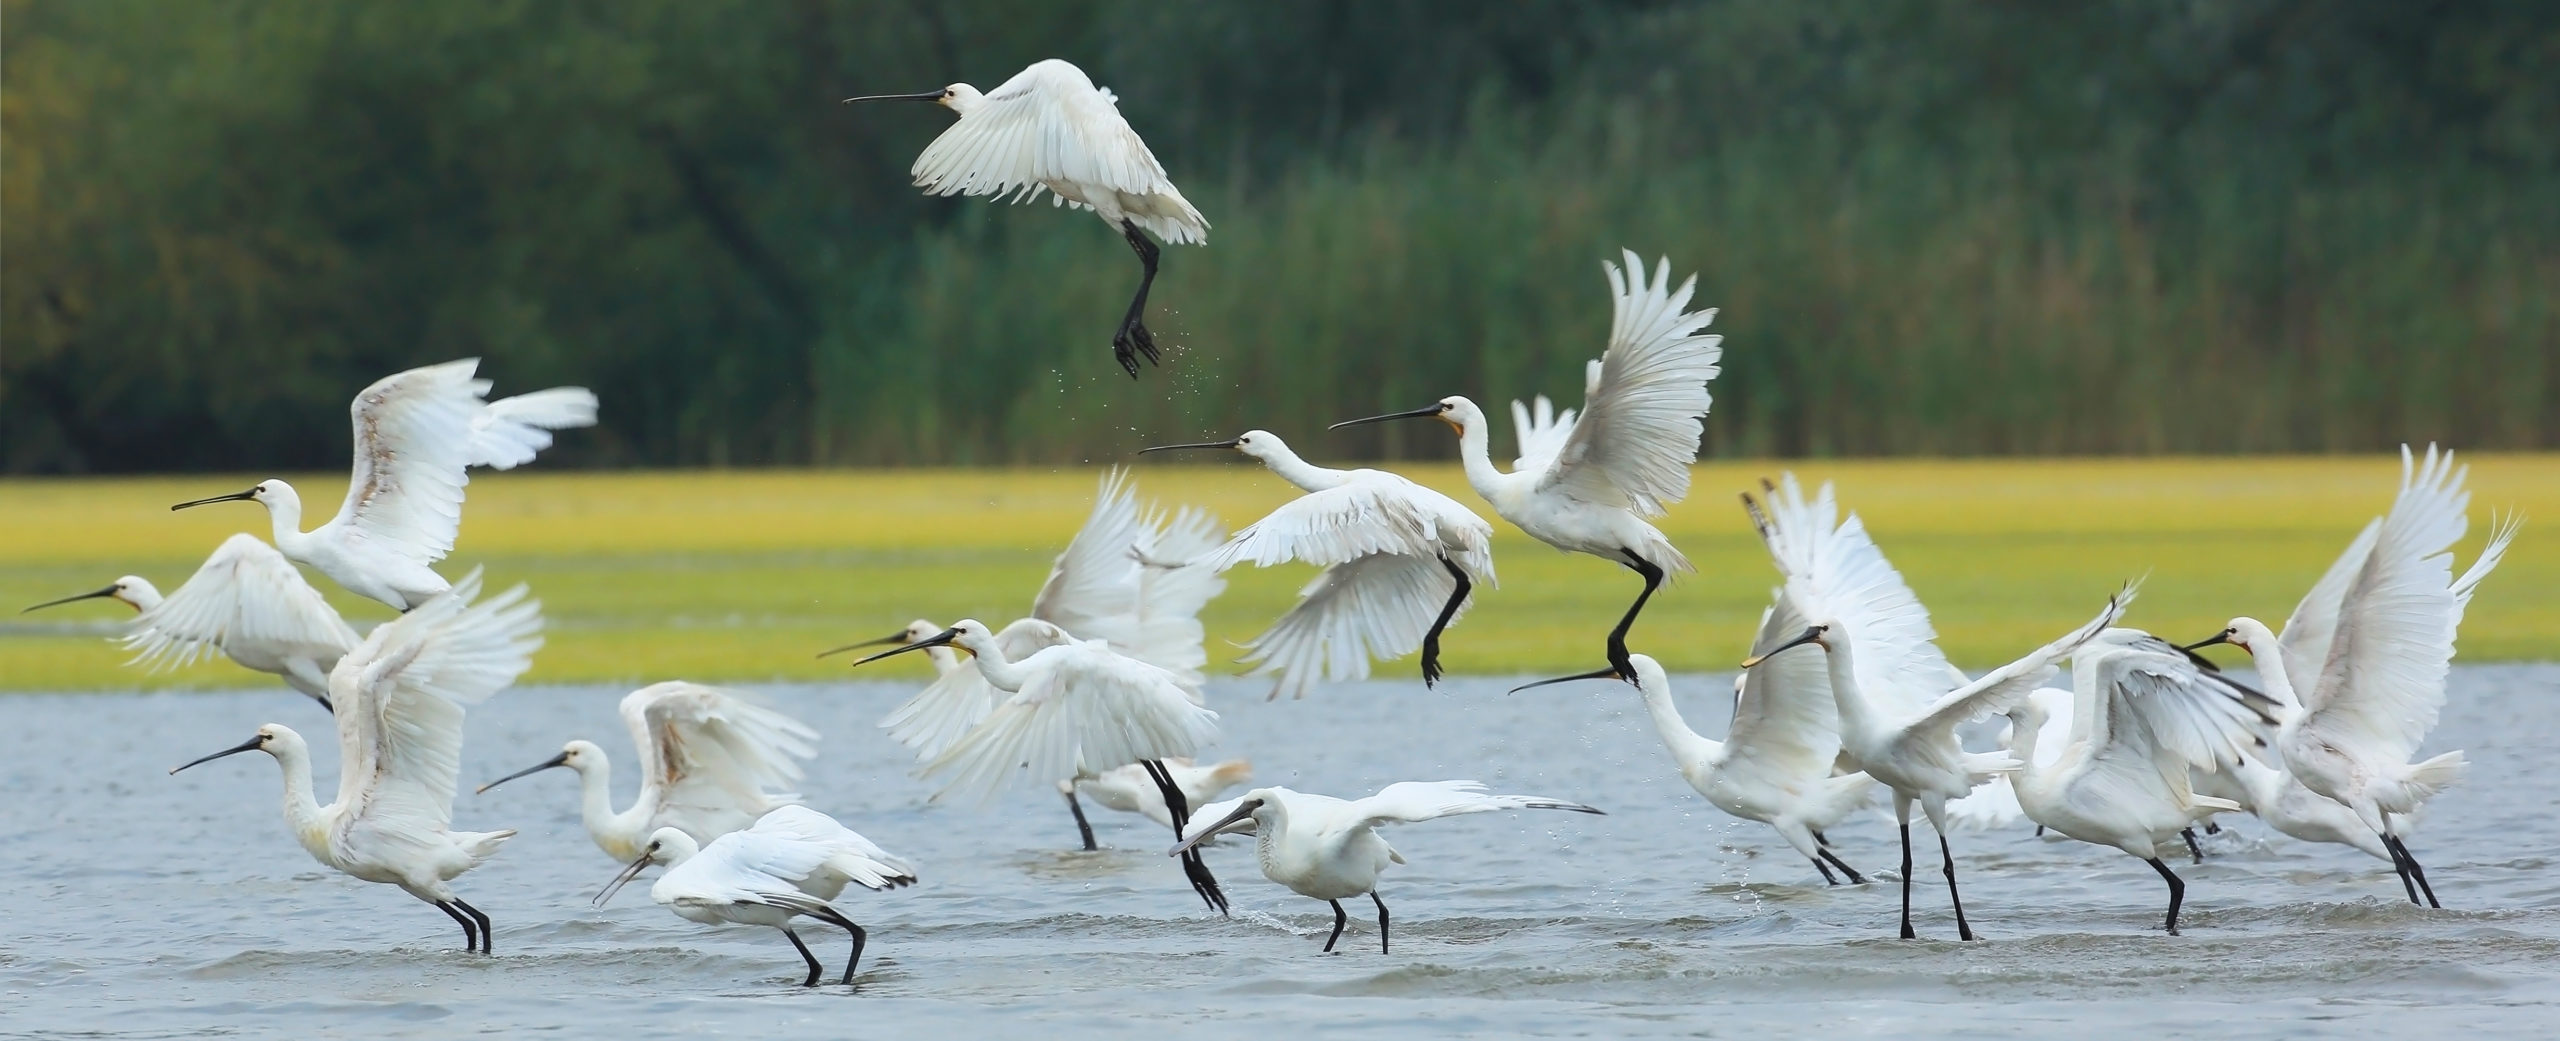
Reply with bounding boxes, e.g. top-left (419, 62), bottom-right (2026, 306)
top-left (32, 58), bottom-right (2523, 987)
